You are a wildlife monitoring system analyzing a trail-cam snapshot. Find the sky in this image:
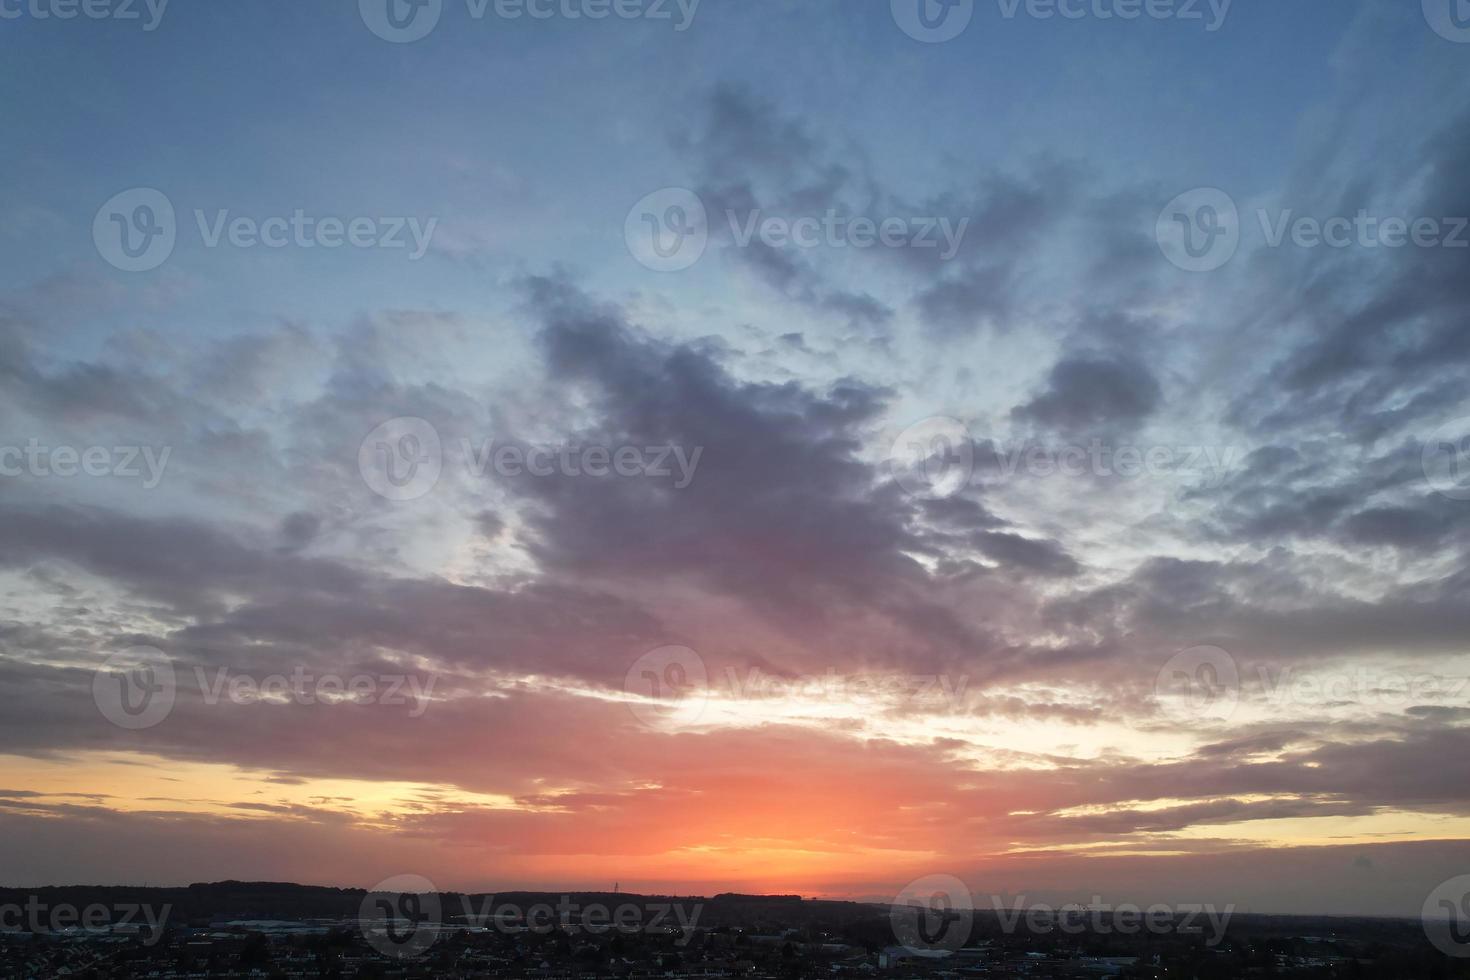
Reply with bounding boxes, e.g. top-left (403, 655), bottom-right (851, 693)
top-left (1, 0), bottom-right (1470, 919)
